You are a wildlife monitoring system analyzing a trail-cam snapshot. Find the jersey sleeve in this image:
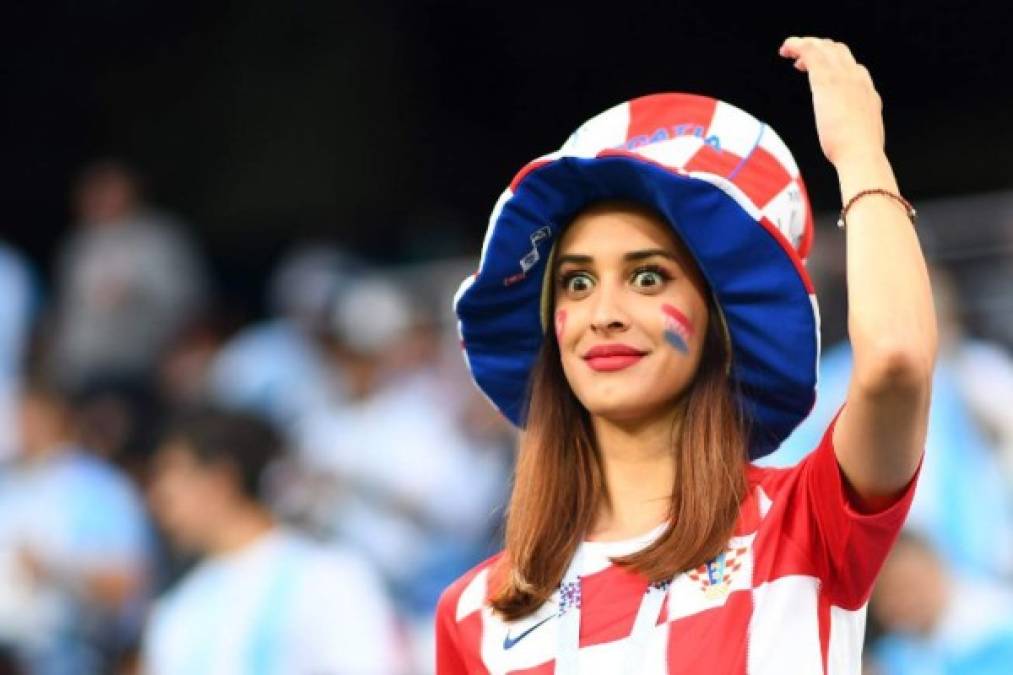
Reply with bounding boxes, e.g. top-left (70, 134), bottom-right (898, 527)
top-left (435, 553), bottom-right (501, 675)
top-left (772, 406), bottom-right (921, 608)
top-left (435, 583), bottom-right (471, 675)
